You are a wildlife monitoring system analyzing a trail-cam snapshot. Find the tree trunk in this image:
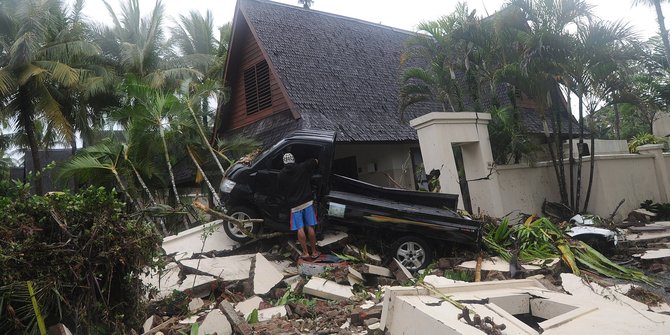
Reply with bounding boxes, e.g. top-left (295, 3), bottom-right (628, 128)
top-left (614, 103), bottom-right (621, 140)
top-left (187, 103), bottom-right (226, 176)
top-left (19, 87), bottom-right (43, 195)
top-left (576, 93), bottom-right (585, 211)
top-left (159, 127), bottom-right (180, 204)
top-left (583, 134), bottom-right (596, 212)
top-left (566, 86), bottom-right (575, 211)
top-left (654, 0), bottom-right (670, 68)
top-left (543, 116), bottom-right (568, 205)
top-left (187, 146), bottom-right (221, 207)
